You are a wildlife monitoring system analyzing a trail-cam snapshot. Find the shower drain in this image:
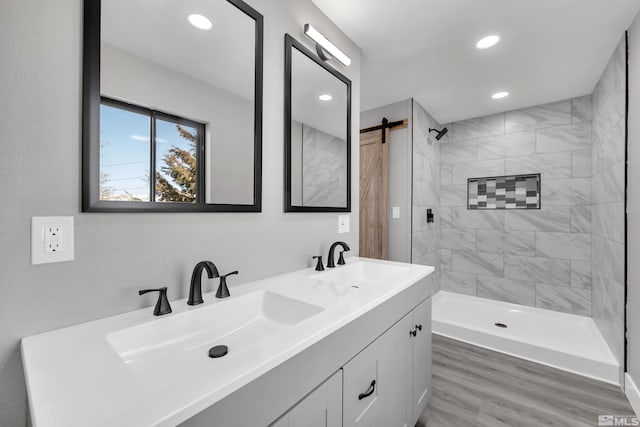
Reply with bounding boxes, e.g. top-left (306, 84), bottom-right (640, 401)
top-left (494, 322), bottom-right (508, 328)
